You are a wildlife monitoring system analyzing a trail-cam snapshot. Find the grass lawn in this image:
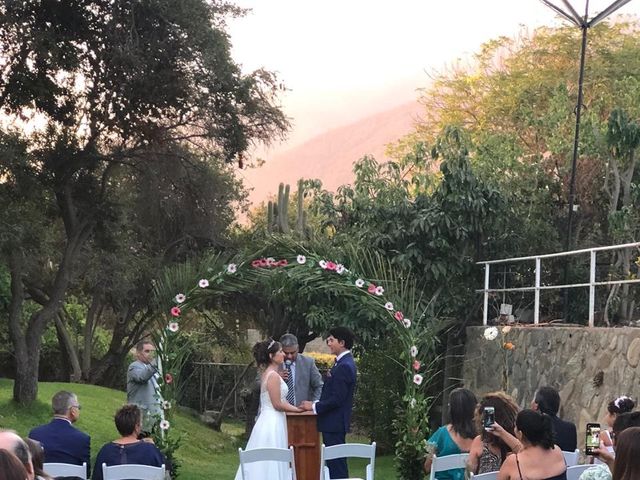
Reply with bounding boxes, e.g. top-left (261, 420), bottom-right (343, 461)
top-left (0, 379), bottom-right (398, 479)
